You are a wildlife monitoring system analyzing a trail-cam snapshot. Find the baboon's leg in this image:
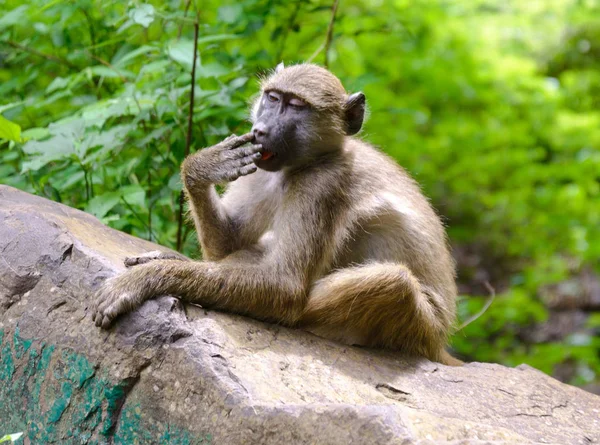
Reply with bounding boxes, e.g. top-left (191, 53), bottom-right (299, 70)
top-left (300, 263), bottom-right (461, 366)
